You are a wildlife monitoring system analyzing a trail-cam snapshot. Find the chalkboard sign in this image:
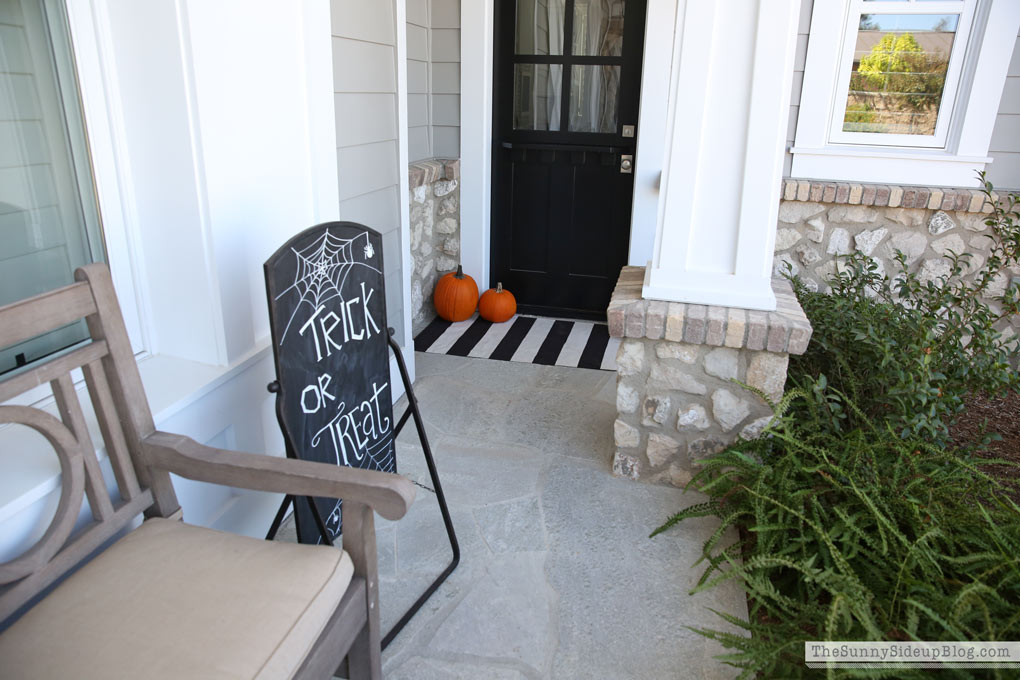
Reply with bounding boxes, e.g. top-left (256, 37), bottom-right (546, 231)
top-left (265, 222), bottom-right (395, 544)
